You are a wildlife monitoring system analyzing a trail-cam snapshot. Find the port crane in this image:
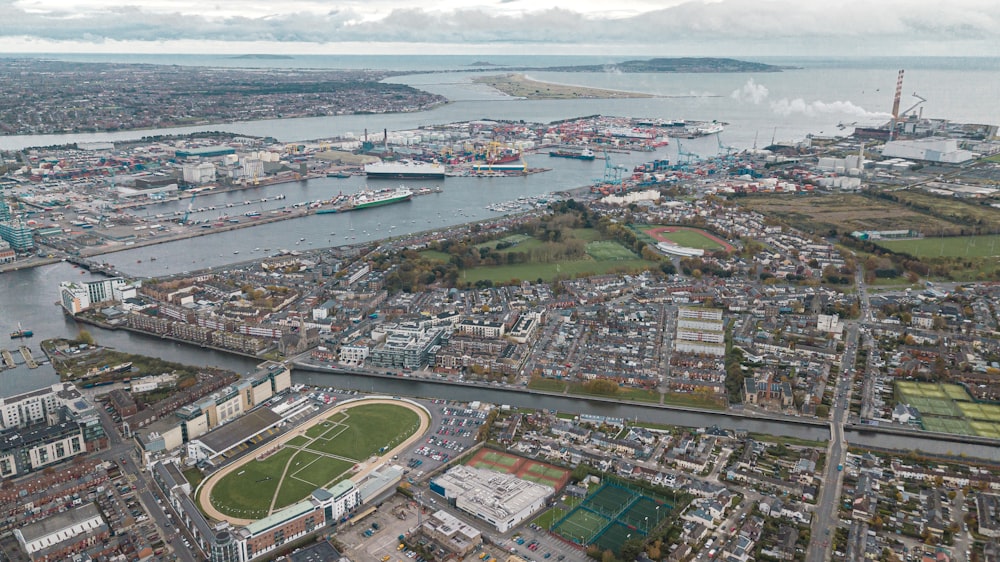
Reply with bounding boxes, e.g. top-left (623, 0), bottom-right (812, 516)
top-left (180, 192), bottom-right (197, 224)
top-left (595, 151), bottom-right (626, 186)
top-left (716, 133), bottom-right (737, 156)
top-left (675, 139), bottom-right (698, 164)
